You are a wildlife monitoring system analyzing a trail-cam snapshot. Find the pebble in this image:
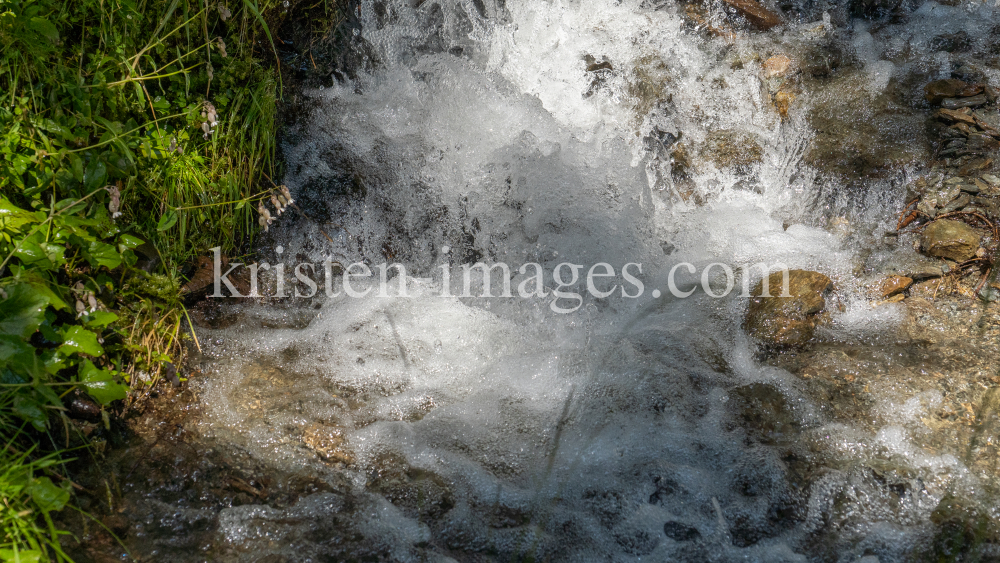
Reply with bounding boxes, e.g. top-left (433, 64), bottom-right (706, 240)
top-left (872, 275), bottom-right (913, 299)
